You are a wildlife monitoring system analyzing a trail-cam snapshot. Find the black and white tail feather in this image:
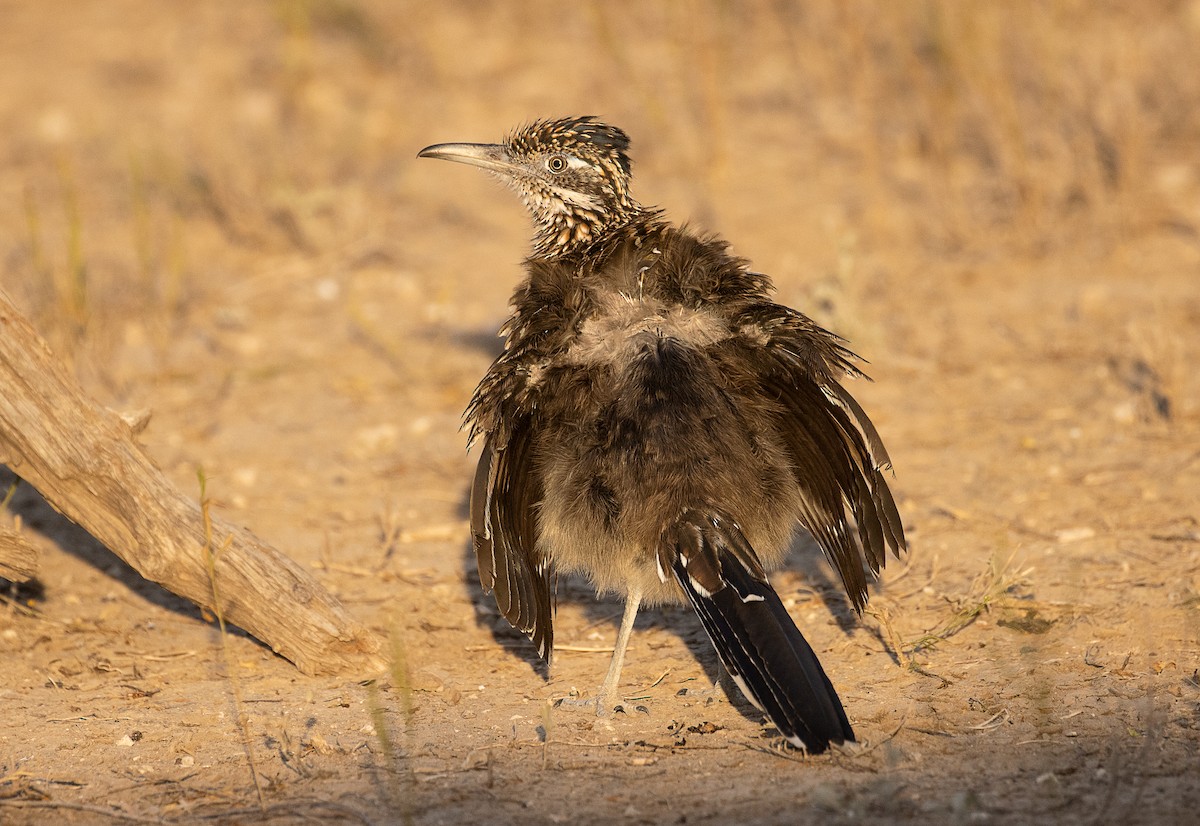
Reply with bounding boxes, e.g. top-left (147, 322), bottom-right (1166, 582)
top-left (660, 510), bottom-right (854, 753)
